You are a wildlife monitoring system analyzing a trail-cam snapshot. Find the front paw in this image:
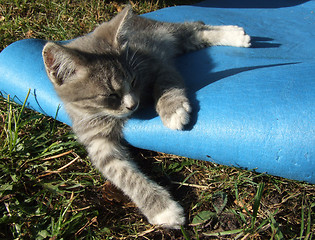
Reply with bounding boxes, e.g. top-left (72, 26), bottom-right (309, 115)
top-left (159, 101), bottom-right (191, 130)
top-left (148, 200), bottom-right (185, 229)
